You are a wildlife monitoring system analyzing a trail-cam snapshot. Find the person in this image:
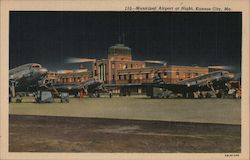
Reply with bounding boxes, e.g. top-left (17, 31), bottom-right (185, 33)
top-left (80, 89), bottom-right (84, 98)
top-left (109, 90), bottom-right (112, 98)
